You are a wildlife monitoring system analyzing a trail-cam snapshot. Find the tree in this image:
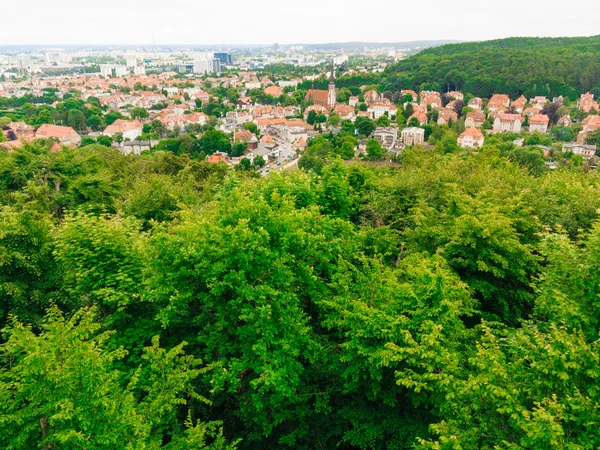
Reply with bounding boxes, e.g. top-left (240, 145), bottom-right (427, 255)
top-left (130, 107), bottom-right (149, 120)
top-left (104, 110), bottom-right (123, 125)
top-left (366, 138), bottom-right (383, 159)
top-left (197, 129), bottom-right (232, 155)
top-left (253, 155), bottom-right (266, 168)
top-left (239, 157), bottom-right (252, 170)
top-left (354, 116), bottom-right (376, 136)
top-left (86, 114), bottom-right (105, 131)
top-left (548, 125), bottom-right (574, 142)
top-left (327, 113), bottom-right (341, 127)
top-left (306, 110), bottom-right (317, 125)
top-left (97, 135), bottom-right (113, 147)
top-left (243, 122), bottom-right (259, 136)
top-left (0, 306), bottom-right (234, 449)
top-left (231, 141), bottom-right (247, 157)
top-left (375, 114), bottom-right (390, 127)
